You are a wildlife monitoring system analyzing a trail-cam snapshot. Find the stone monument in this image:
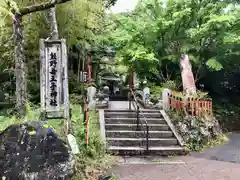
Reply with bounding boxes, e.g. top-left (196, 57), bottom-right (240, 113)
top-left (143, 80), bottom-right (150, 103)
top-left (142, 80), bottom-right (154, 108)
top-left (162, 88), bottom-right (171, 110)
top-left (87, 85), bottom-right (97, 109)
top-left (180, 54), bottom-right (196, 95)
top-left (40, 39), bottom-right (70, 131)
